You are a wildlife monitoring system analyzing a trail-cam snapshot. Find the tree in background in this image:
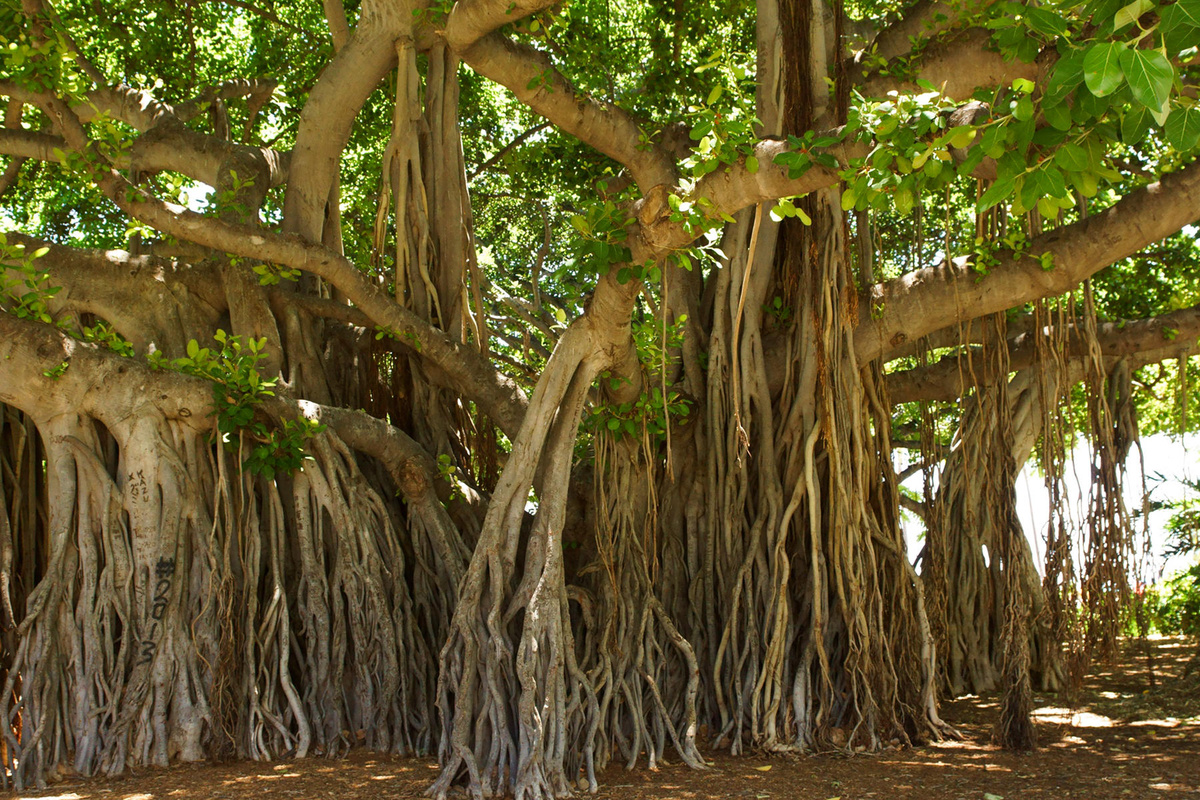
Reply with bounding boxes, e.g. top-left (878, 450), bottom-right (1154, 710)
top-left (1, 0), bottom-right (1199, 794)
